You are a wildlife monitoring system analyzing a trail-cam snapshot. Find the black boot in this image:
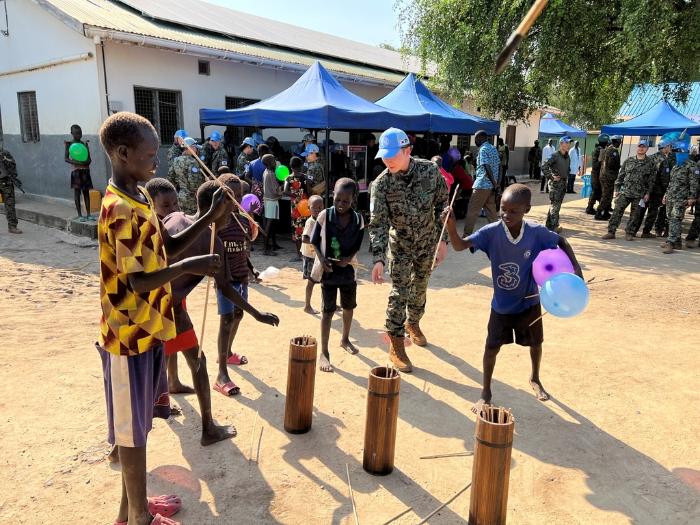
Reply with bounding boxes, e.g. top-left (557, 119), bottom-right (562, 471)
top-left (585, 206), bottom-right (596, 215)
